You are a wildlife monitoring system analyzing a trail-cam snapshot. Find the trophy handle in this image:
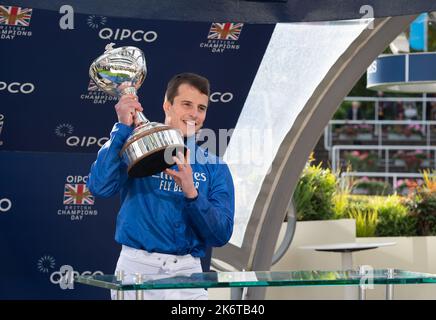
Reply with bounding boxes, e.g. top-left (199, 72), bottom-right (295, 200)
top-left (120, 87), bottom-right (150, 127)
top-left (135, 111), bottom-right (150, 127)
